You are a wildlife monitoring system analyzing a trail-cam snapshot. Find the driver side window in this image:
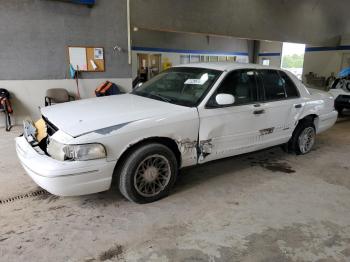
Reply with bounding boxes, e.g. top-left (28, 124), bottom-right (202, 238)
top-left (212, 69), bottom-right (258, 106)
